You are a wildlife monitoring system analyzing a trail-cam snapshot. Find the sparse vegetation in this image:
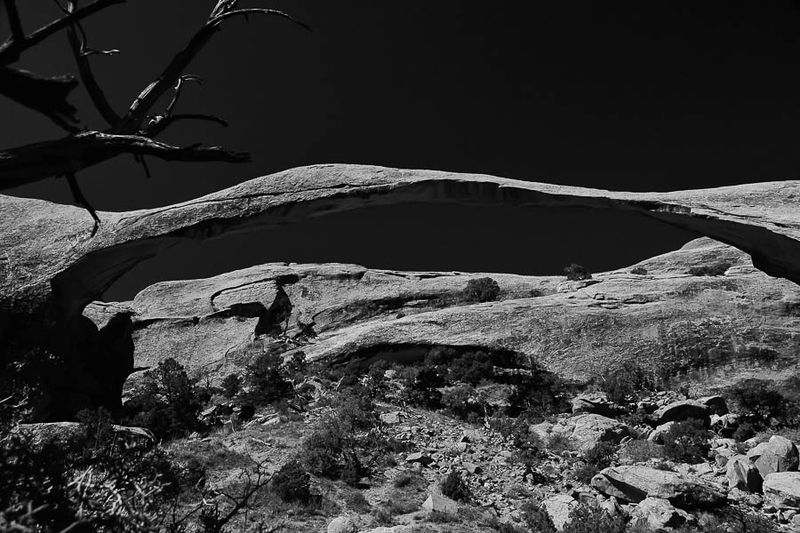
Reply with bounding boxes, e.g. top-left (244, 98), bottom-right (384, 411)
top-left (575, 441), bottom-right (617, 483)
top-left (564, 263), bottom-right (592, 281)
top-left (631, 266), bottom-right (648, 275)
top-left (440, 469), bottom-right (472, 502)
top-left (662, 418), bottom-right (712, 463)
top-left (463, 277), bottom-right (501, 303)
